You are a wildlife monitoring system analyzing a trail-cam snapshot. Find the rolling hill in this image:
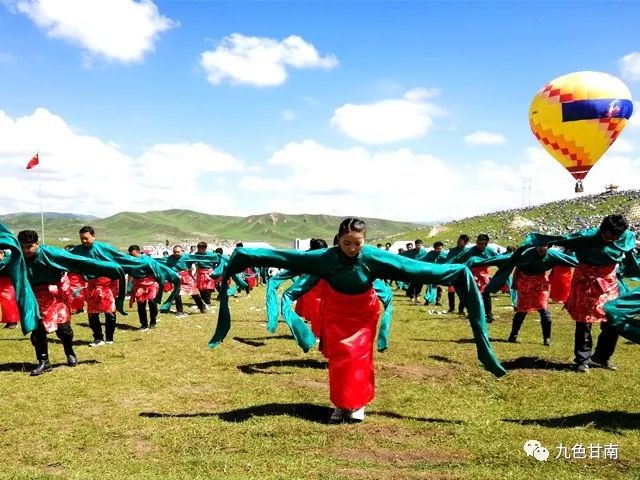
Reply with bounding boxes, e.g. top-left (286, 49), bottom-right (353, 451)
top-left (0, 210), bottom-right (422, 248)
top-left (3, 189), bottom-right (640, 250)
top-left (382, 189), bottom-right (640, 248)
